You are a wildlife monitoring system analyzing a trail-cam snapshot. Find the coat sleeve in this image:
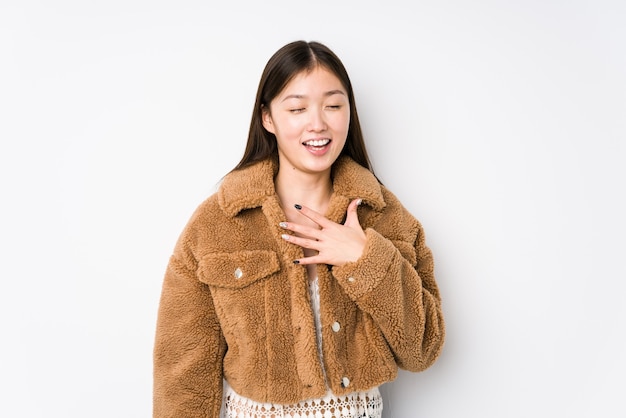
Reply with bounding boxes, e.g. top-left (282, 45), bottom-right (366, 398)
top-left (153, 247), bottom-right (227, 417)
top-left (331, 217), bottom-right (445, 372)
